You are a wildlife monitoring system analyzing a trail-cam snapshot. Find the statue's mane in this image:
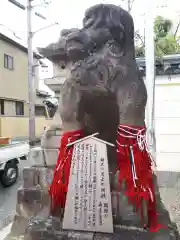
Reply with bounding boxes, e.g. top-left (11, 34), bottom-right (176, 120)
top-left (39, 4), bottom-right (135, 63)
top-left (56, 4), bottom-right (137, 92)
